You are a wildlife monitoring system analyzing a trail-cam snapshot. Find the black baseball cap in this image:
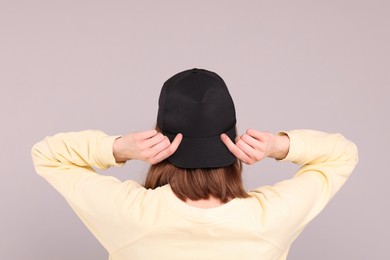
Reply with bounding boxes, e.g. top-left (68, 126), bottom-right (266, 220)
top-left (157, 68), bottom-right (237, 168)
